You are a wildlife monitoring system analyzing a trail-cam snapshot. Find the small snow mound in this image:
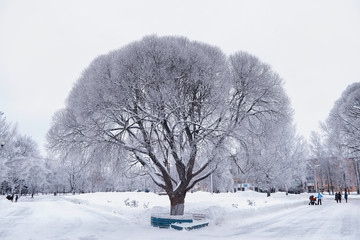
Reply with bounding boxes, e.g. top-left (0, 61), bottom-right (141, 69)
top-left (203, 206), bottom-right (226, 225)
top-left (65, 198), bottom-right (89, 205)
top-left (150, 206), bottom-right (168, 215)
